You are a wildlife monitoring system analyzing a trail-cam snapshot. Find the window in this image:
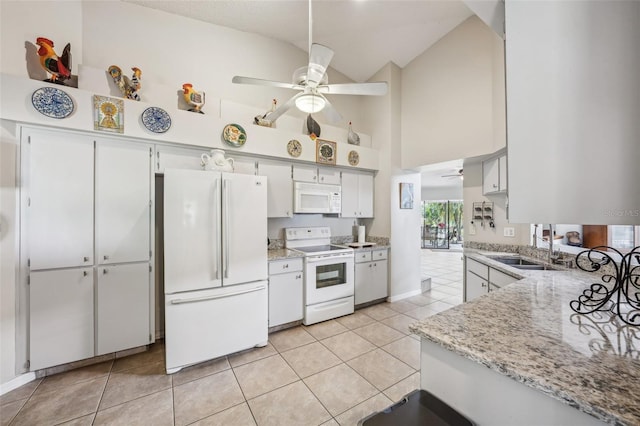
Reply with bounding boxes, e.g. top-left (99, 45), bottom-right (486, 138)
top-left (608, 225), bottom-right (640, 253)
